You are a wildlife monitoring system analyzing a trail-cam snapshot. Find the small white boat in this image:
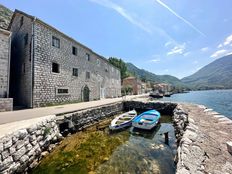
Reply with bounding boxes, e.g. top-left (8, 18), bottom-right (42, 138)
top-left (109, 110), bottom-right (137, 130)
